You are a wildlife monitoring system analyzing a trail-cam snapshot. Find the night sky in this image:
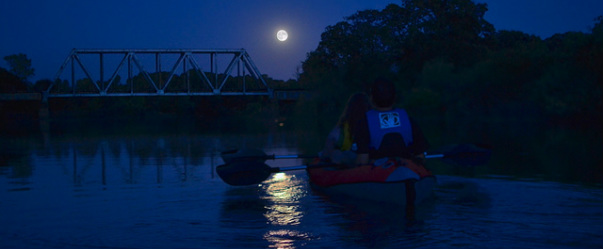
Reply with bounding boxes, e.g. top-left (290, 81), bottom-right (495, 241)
top-left (1, 0), bottom-right (602, 82)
